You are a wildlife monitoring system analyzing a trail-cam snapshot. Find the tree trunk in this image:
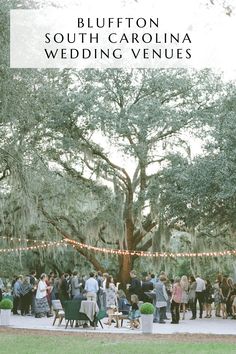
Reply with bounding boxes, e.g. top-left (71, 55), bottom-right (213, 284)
top-left (117, 214), bottom-right (135, 284)
top-left (117, 254), bottom-right (133, 285)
